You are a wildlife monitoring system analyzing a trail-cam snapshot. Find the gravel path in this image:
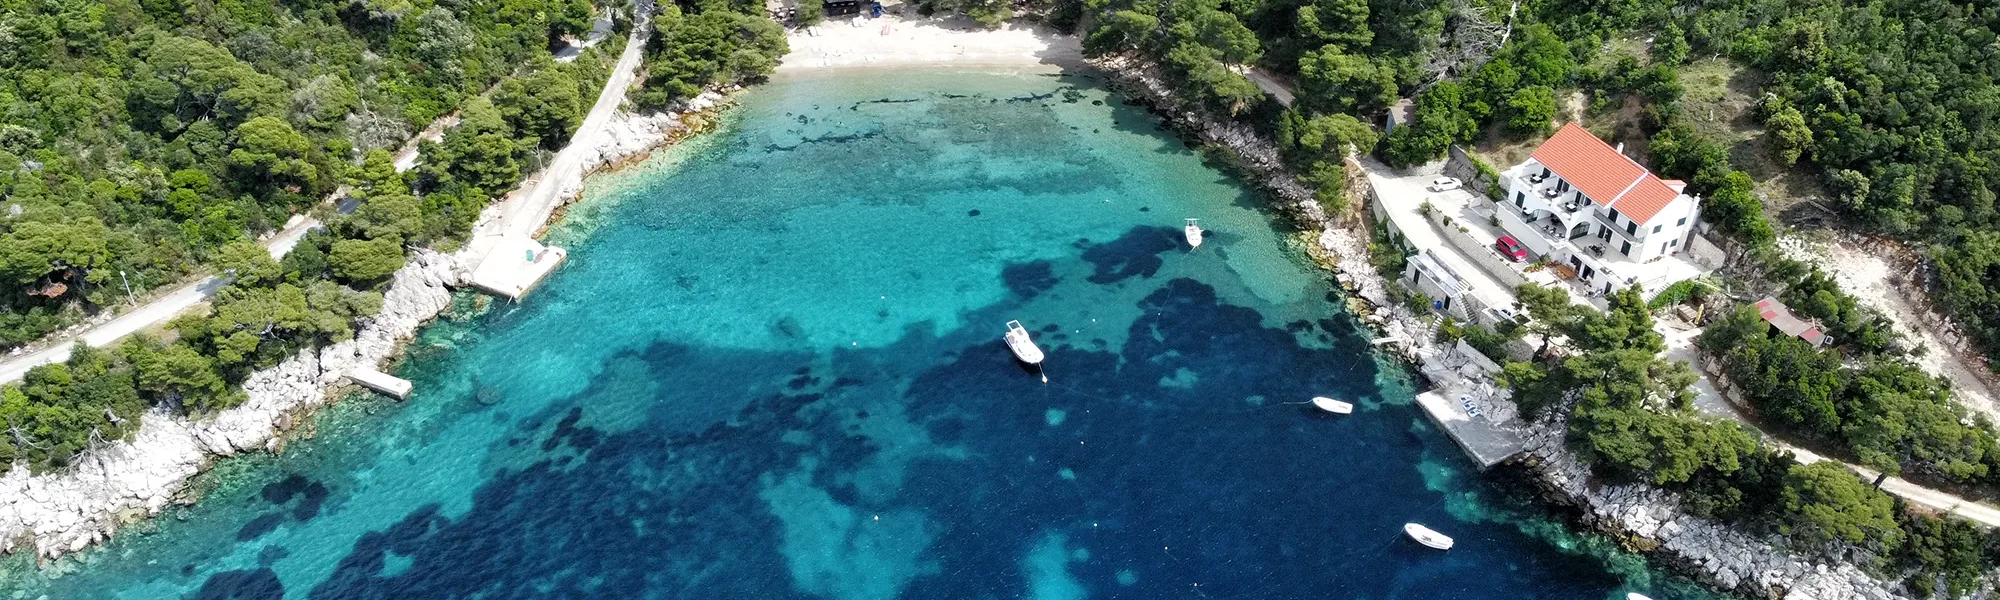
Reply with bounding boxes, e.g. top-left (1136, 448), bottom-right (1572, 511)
top-left (1776, 234), bottom-right (2000, 422)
